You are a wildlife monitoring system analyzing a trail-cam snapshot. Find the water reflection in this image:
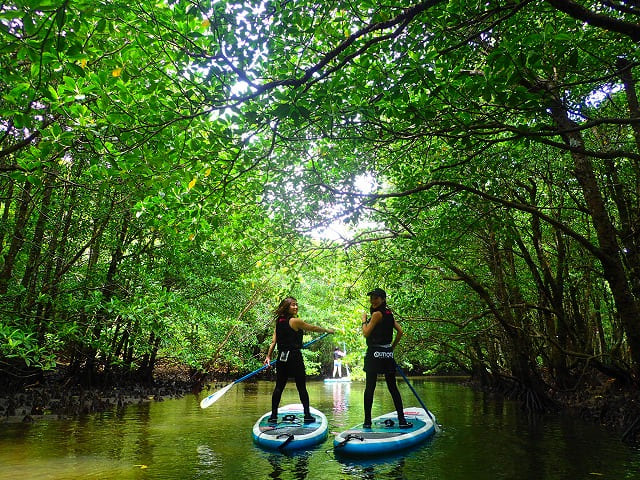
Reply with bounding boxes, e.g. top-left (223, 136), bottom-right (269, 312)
top-left (329, 382), bottom-right (350, 413)
top-left (266, 451), bottom-right (310, 480)
top-left (195, 444), bottom-right (222, 478)
top-left (1, 380), bottom-right (639, 480)
top-left (334, 437), bottom-right (436, 480)
top-left (338, 456), bottom-right (407, 480)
